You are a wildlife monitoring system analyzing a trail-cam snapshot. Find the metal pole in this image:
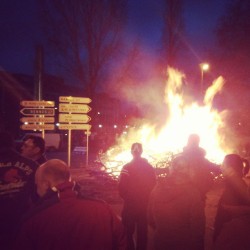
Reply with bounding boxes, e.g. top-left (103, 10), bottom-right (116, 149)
top-left (86, 131), bottom-right (89, 168)
top-left (68, 129), bottom-right (71, 167)
top-left (201, 68), bottom-right (204, 95)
